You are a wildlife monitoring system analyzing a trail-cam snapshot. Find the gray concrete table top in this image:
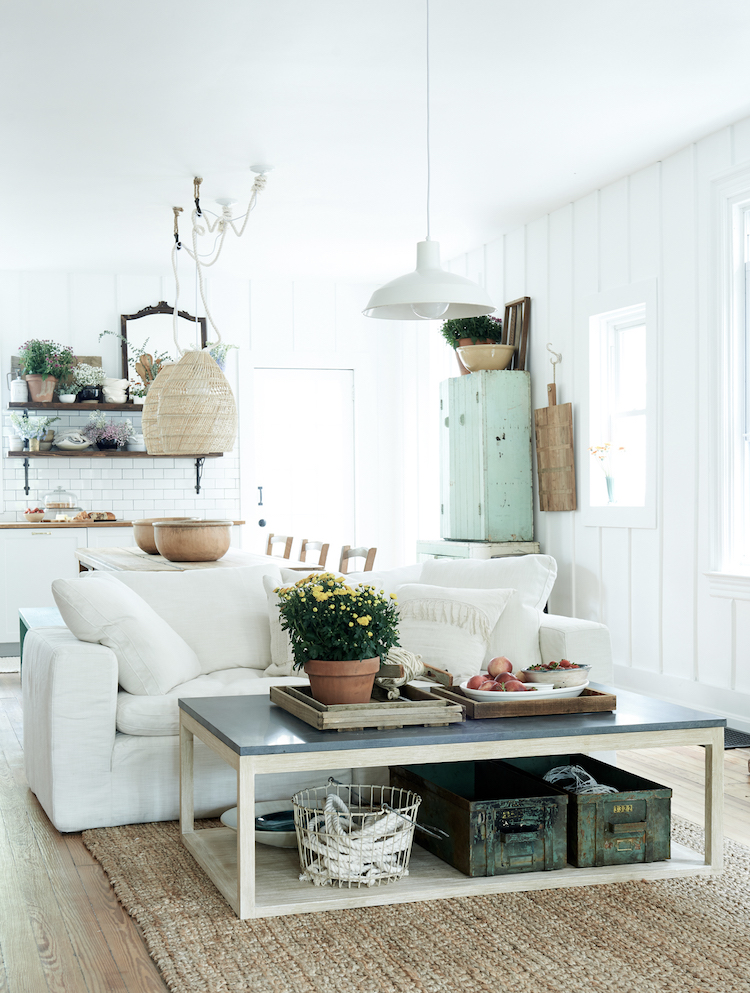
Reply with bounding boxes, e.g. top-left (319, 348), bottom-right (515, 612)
top-left (179, 684), bottom-right (726, 757)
